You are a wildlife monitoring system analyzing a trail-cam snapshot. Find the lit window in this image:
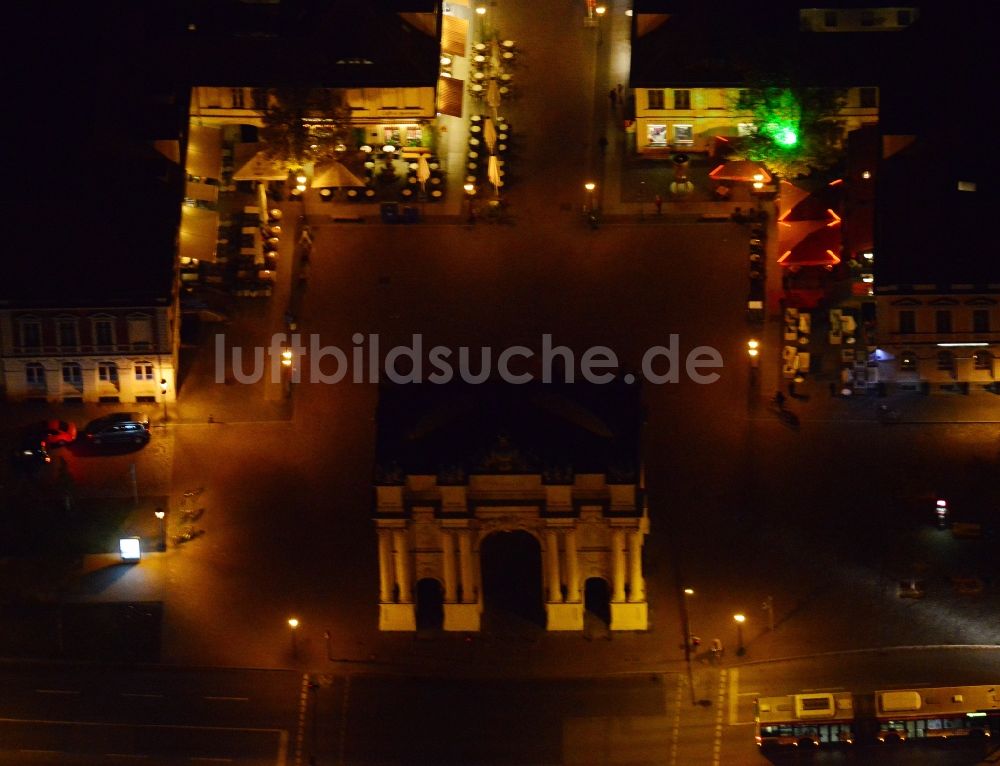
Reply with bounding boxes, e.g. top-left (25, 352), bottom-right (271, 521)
top-left (135, 364), bottom-right (155, 381)
top-left (647, 123), bottom-right (667, 145)
top-left (737, 122), bottom-right (756, 137)
top-left (672, 89), bottom-right (691, 110)
top-left (974, 351), bottom-right (993, 370)
top-left (673, 124), bottom-right (694, 144)
top-left (26, 363), bottom-right (47, 386)
top-left (900, 354), bottom-right (917, 372)
top-left (62, 363), bottom-right (82, 385)
top-left (647, 89), bottom-right (664, 110)
top-left (99, 363), bottom-right (119, 383)
top-left (957, 181), bottom-right (976, 192)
